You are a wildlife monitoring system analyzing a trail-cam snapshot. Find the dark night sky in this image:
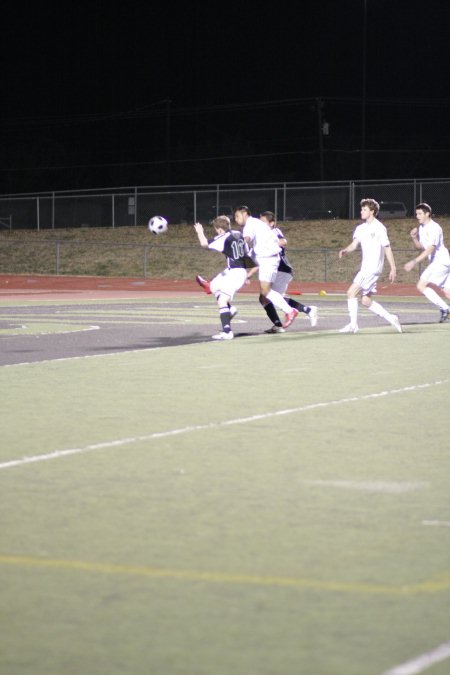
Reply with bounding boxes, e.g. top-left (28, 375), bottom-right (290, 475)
top-left (1, 1), bottom-right (450, 192)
